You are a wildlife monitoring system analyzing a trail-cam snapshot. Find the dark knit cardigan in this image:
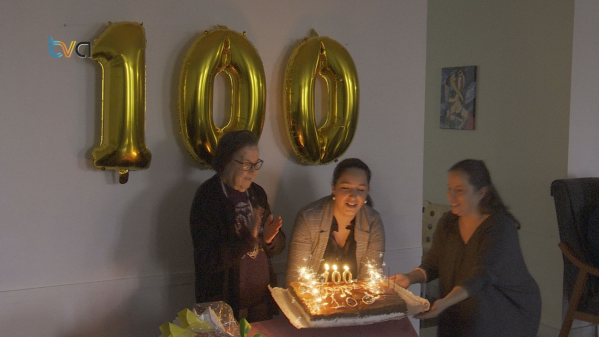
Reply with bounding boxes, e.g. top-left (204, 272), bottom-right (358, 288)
top-left (189, 174), bottom-right (285, 317)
